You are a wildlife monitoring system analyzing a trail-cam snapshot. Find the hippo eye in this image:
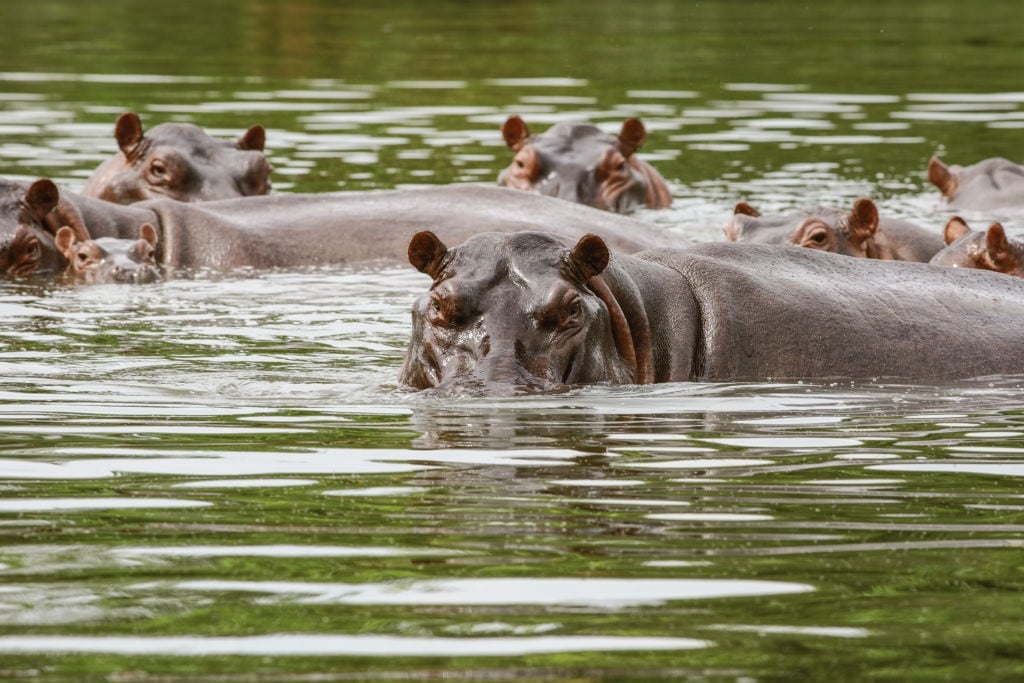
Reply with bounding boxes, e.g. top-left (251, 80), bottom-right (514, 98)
top-left (150, 160), bottom-right (167, 178)
top-left (808, 231), bottom-right (828, 244)
top-left (77, 251), bottom-right (89, 263)
top-left (26, 240), bottom-right (40, 257)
